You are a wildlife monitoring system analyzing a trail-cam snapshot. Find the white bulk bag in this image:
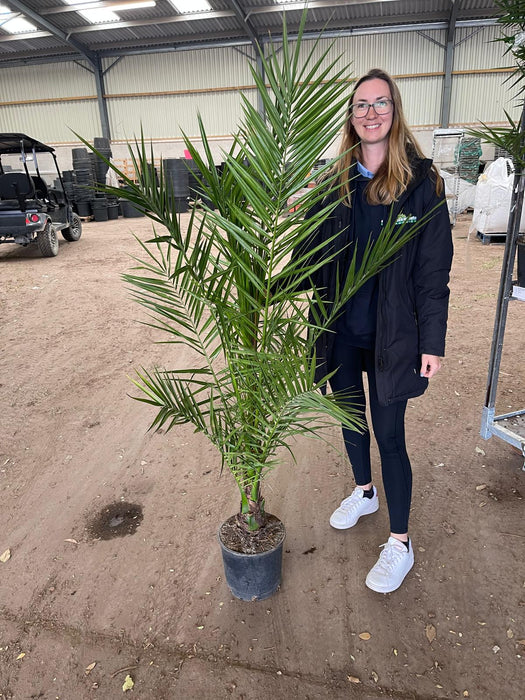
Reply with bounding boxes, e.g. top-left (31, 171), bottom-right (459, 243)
top-left (470, 157), bottom-right (525, 234)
